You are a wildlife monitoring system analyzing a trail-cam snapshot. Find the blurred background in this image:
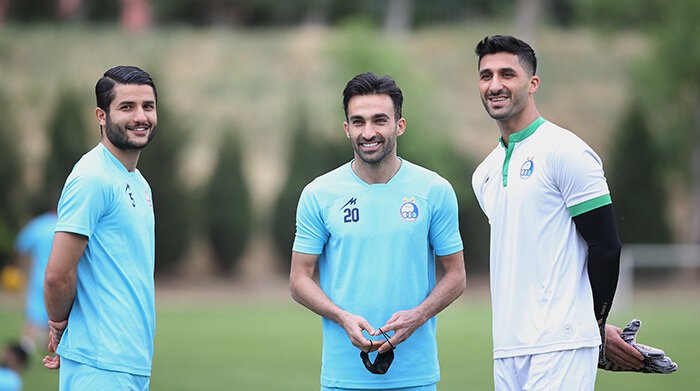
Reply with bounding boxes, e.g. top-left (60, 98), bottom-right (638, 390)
top-left (0, 0), bottom-right (698, 389)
